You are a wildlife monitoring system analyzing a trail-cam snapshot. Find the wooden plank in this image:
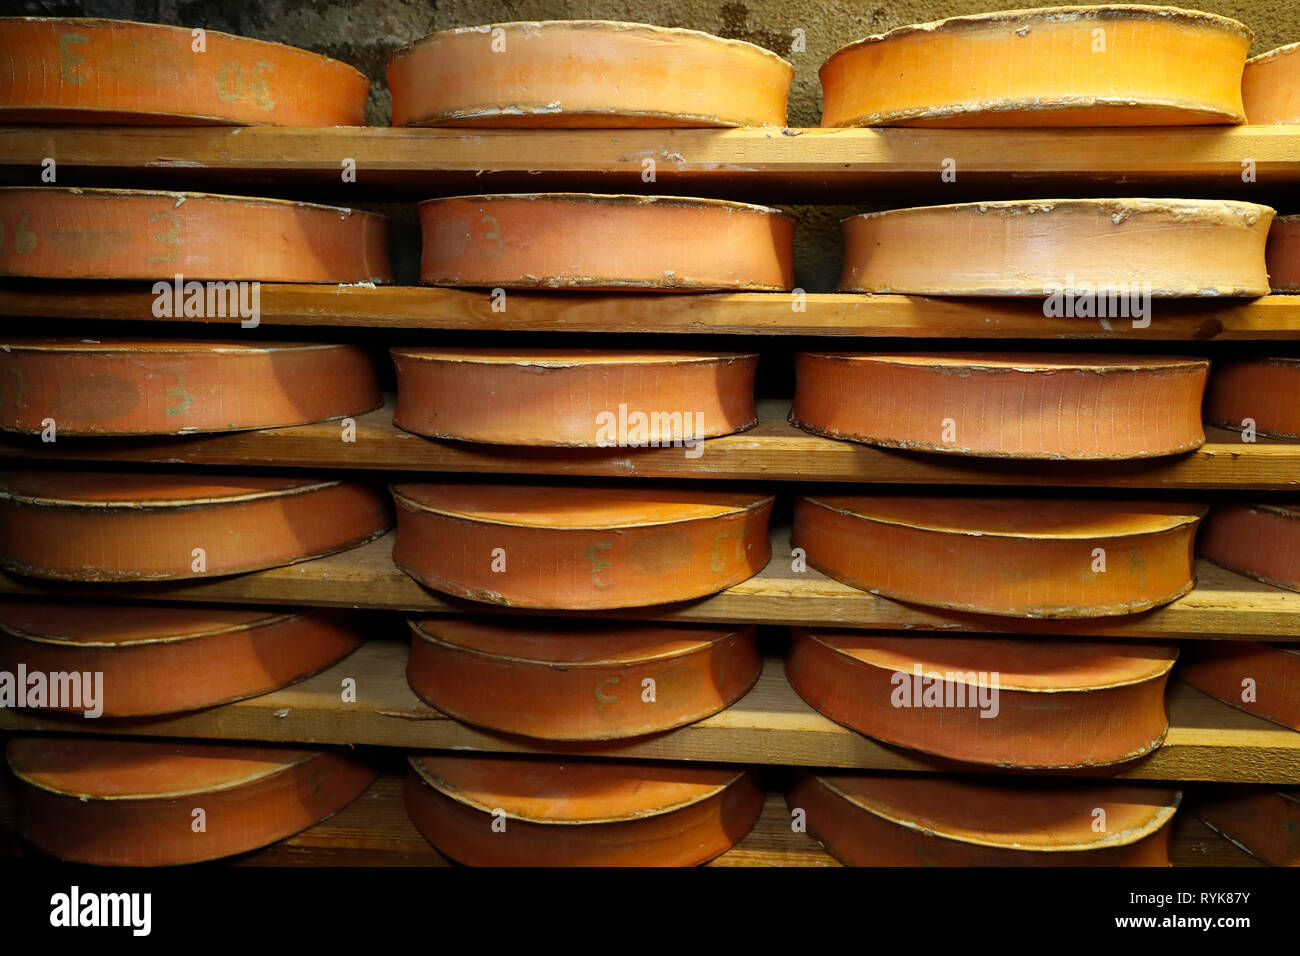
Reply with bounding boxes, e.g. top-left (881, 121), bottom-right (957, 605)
top-left (3, 125), bottom-right (1300, 201)
top-left (3, 398), bottom-right (1295, 489)
top-left (1, 529), bottom-right (1296, 641)
top-left (3, 282), bottom-right (1300, 339)
top-left (3, 643), bottom-right (1297, 784)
